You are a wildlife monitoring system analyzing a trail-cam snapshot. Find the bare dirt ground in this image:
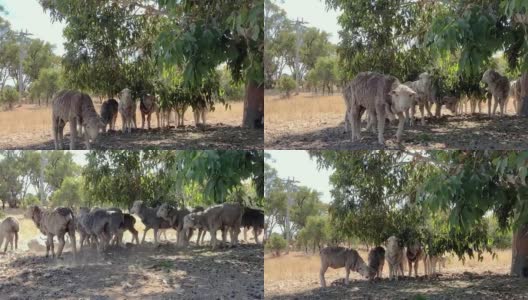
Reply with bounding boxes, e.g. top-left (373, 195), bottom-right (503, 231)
top-left (0, 102), bottom-right (263, 150)
top-left (265, 92), bottom-right (528, 150)
top-left (0, 209), bottom-right (264, 300)
top-left (264, 250), bottom-right (528, 300)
